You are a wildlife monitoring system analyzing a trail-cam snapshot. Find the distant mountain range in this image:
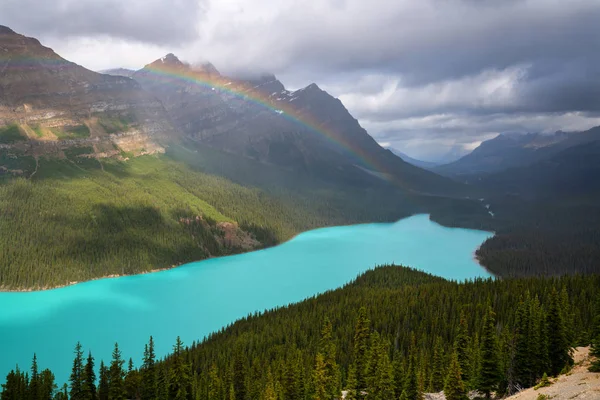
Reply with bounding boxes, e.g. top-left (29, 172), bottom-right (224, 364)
top-left (385, 148), bottom-right (441, 169)
top-left (434, 127), bottom-right (600, 179)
